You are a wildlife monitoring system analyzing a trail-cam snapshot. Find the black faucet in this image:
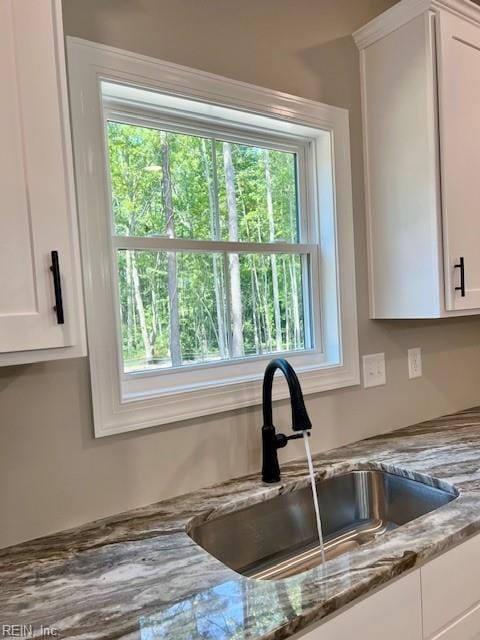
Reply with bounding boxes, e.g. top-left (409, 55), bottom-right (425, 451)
top-left (262, 358), bottom-right (312, 483)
